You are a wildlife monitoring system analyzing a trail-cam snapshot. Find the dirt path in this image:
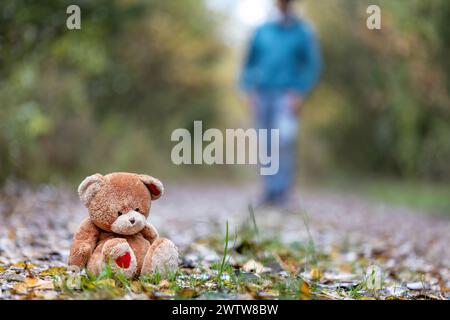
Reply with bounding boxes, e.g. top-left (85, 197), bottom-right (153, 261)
top-left (0, 182), bottom-right (449, 299)
top-left (158, 183), bottom-right (450, 270)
